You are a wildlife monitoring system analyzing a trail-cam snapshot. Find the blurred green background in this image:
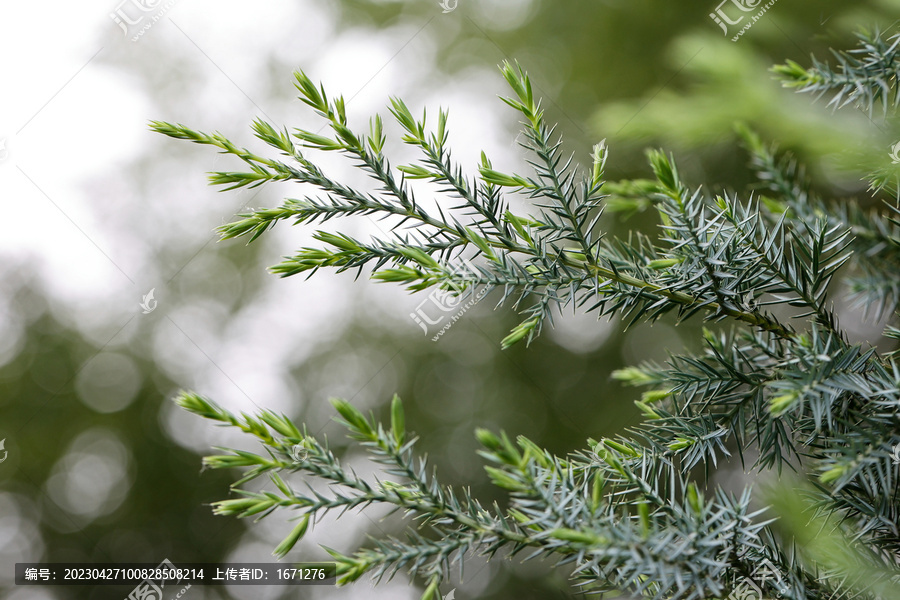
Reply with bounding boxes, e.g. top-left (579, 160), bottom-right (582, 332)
top-left (1, 0), bottom-right (898, 599)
